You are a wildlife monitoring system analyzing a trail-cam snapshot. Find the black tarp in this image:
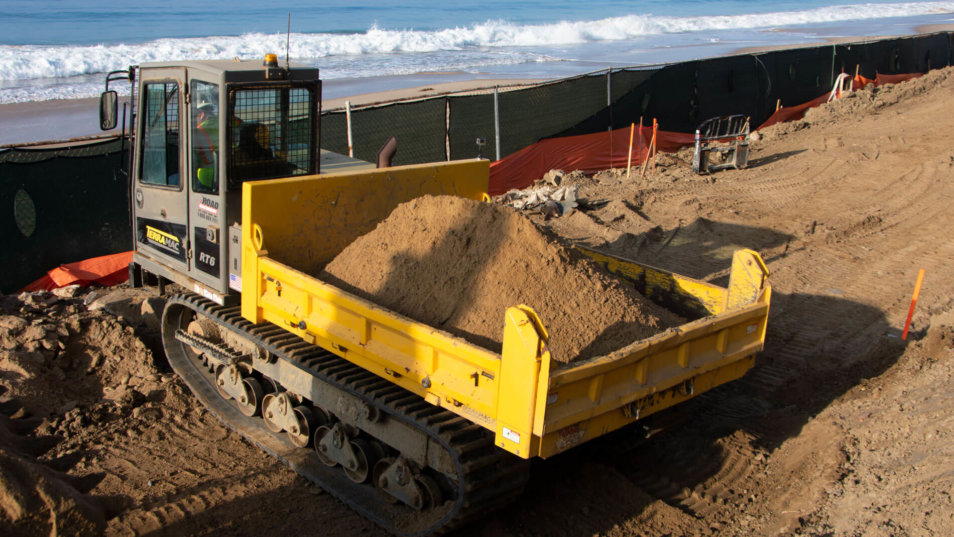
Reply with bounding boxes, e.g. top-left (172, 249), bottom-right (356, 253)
top-left (1, 138), bottom-right (130, 292)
